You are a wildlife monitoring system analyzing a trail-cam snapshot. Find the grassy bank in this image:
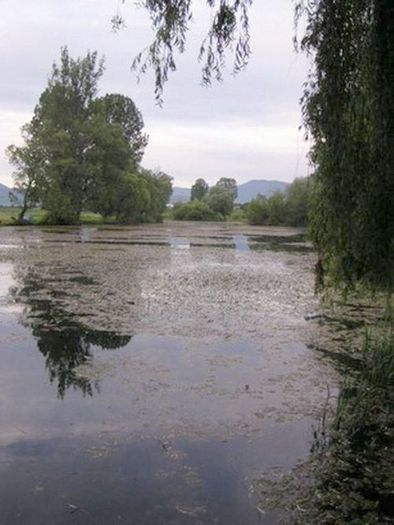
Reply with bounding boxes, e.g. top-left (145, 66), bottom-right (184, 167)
top-left (1, 206), bottom-right (252, 227)
top-left (0, 207), bottom-right (46, 225)
top-left (294, 321), bottom-right (394, 524)
top-left (0, 207), bottom-right (112, 226)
